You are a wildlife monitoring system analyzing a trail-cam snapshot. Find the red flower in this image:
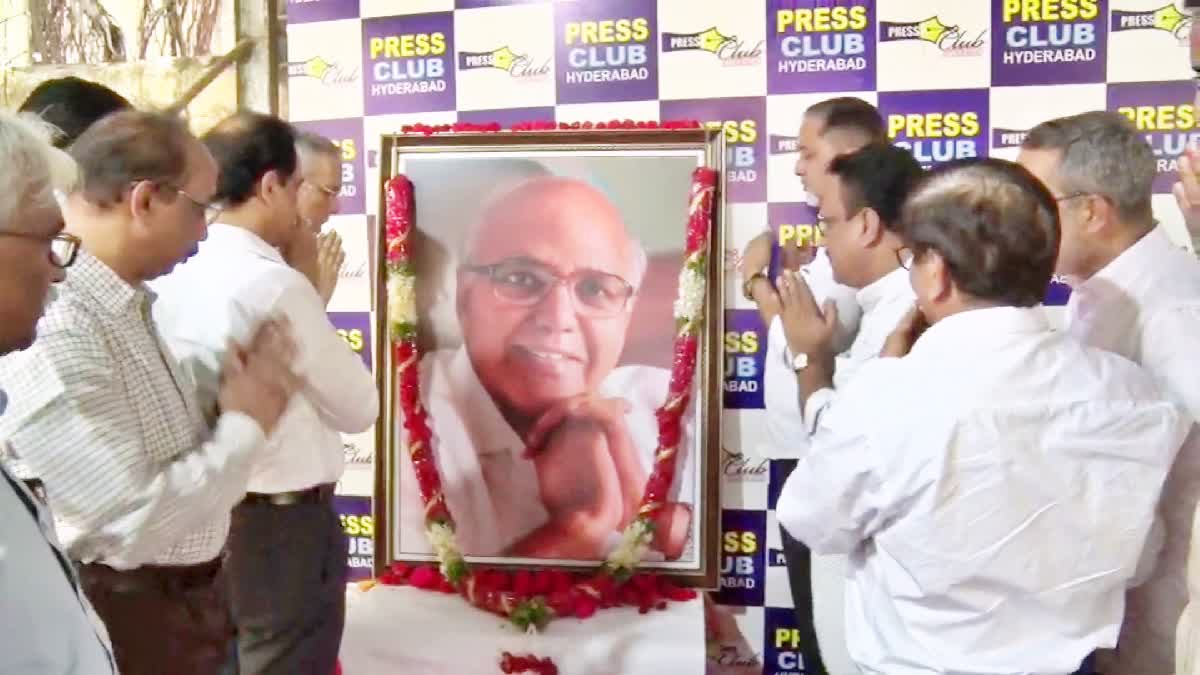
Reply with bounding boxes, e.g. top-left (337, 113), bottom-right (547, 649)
top-left (656, 409), bottom-right (682, 448)
top-left (669, 335), bottom-right (699, 394)
top-left (409, 566), bottom-right (440, 589)
top-left (551, 569), bottom-right (573, 594)
top-left (513, 570), bottom-right (534, 598)
top-left (531, 569), bottom-right (554, 595)
top-left (574, 597), bottom-right (598, 620)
